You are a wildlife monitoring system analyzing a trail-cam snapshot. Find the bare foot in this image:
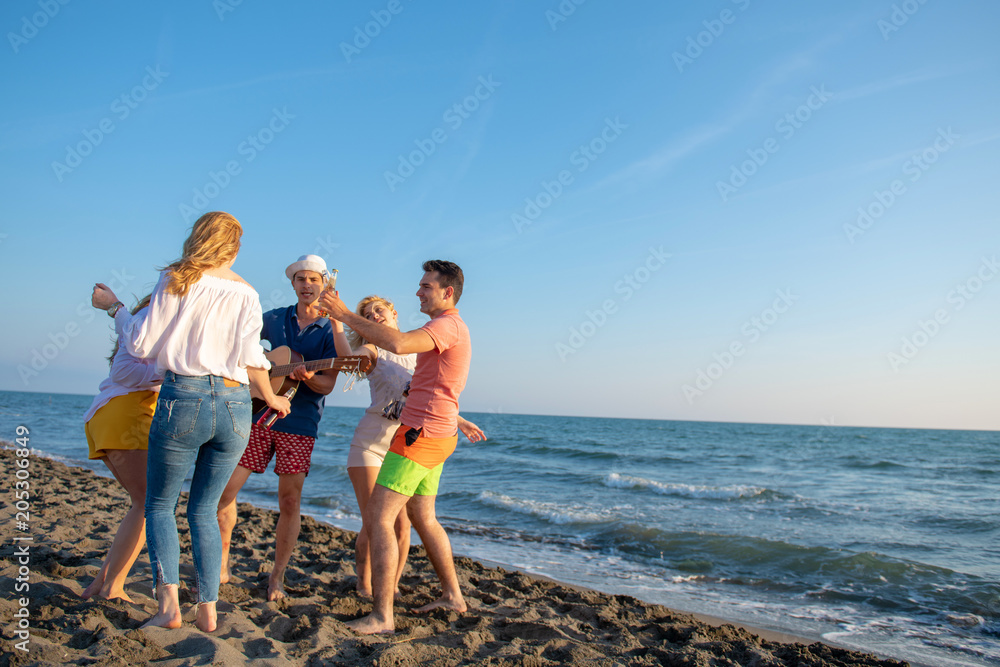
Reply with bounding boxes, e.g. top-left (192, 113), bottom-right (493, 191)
top-left (100, 589), bottom-right (135, 604)
top-left (141, 584), bottom-right (183, 630)
top-left (345, 613), bottom-right (394, 635)
top-left (414, 595), bottom-right (467, 614)
top-left (393, 588), bottom-right (404, 602)
top-left (81, 577), bottom-right (104, 600)
top-left (140, 611), bottom-right (182, 629)
top-left (267, 579), bottom-right (286, 602)
top-left (220, 560), bottom-right (232, 585)
top-left (196, 602), bottom-right (218, 633)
